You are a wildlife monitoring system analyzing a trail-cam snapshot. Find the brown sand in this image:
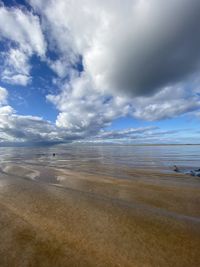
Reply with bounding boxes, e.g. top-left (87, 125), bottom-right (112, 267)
top-left (0, 163), bottom-right (200, 267)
